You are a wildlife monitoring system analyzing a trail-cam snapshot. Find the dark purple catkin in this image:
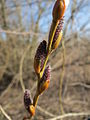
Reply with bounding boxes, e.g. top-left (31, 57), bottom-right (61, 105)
top-left (35, 40), bottom-right (47, 58)
top-left (24, 89), bottom-right (33, 112)
top-left (42, 65), bottom-right (51, 82)
top-left (52, 17), bottom-right (64, 46)
top-left (34, 40), bottom-right (47, 73)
